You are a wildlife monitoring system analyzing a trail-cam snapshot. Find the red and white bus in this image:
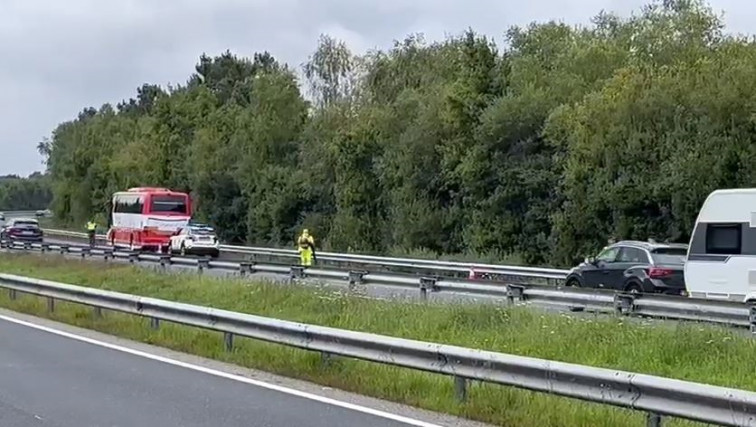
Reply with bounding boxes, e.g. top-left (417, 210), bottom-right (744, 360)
top-left (107, 187), bottom-right (192, 252)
